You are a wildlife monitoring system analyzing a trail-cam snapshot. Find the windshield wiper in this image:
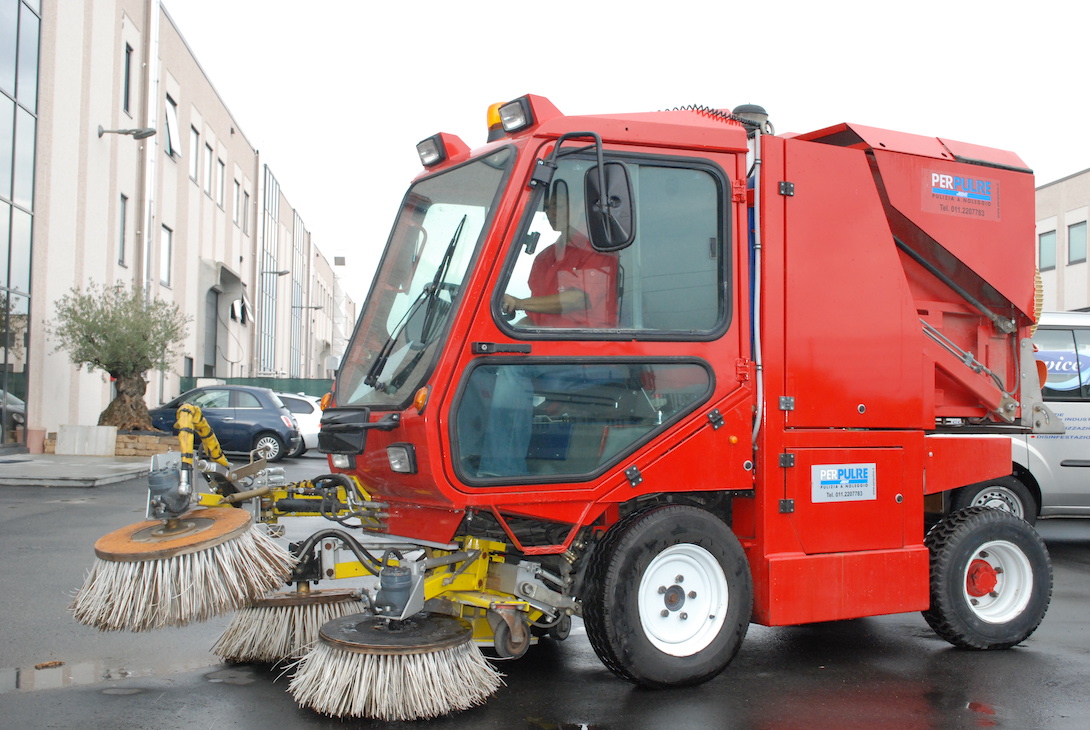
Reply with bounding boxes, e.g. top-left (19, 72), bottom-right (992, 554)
top-left (362, 289), bottom-right (428, 389)
top-left (418, 215), bottom-right (466, 343)
top-left (363, 215), bottom-right (467, 391)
